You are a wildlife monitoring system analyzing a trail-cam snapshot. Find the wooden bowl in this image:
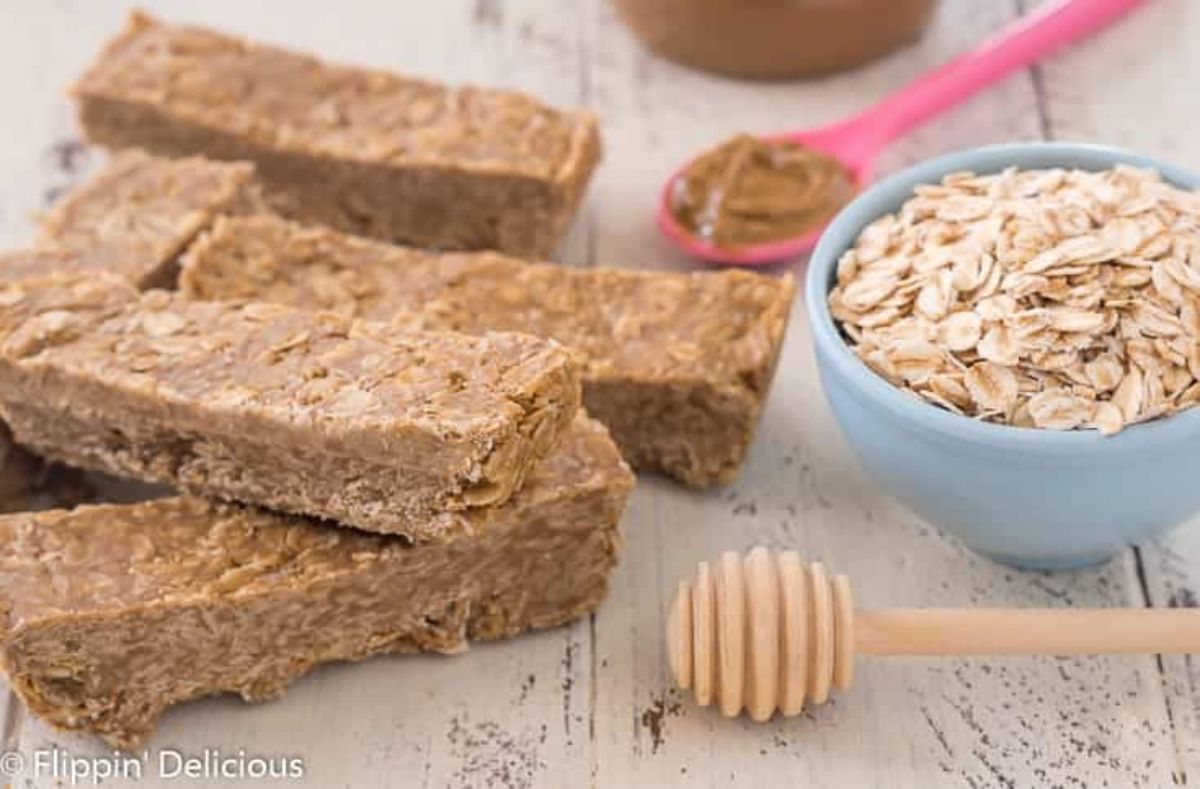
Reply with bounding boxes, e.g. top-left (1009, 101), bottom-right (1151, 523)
top-left (612, 0), bottom-right (939, 80)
